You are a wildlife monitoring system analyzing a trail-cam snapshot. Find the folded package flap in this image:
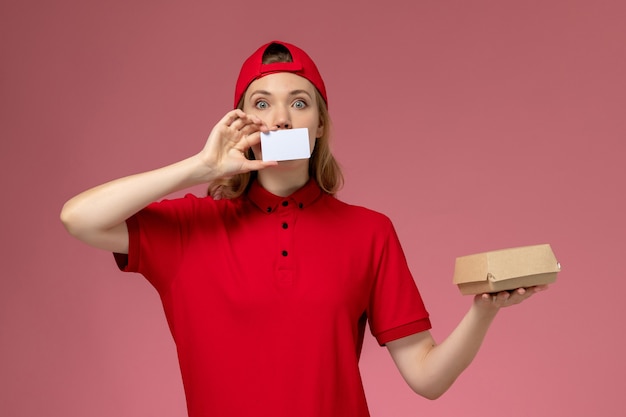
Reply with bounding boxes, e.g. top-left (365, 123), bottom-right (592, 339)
top-left (453, 244), bottom-right (560, 285)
